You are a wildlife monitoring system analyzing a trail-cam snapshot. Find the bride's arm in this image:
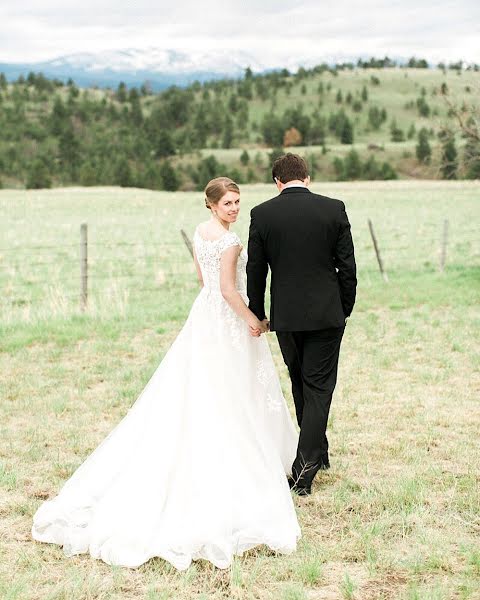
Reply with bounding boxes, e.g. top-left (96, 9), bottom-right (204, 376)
top-left (220, 246), bottom-right (264, 337)
top-left (193, 247), bottom-right (203, 287)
